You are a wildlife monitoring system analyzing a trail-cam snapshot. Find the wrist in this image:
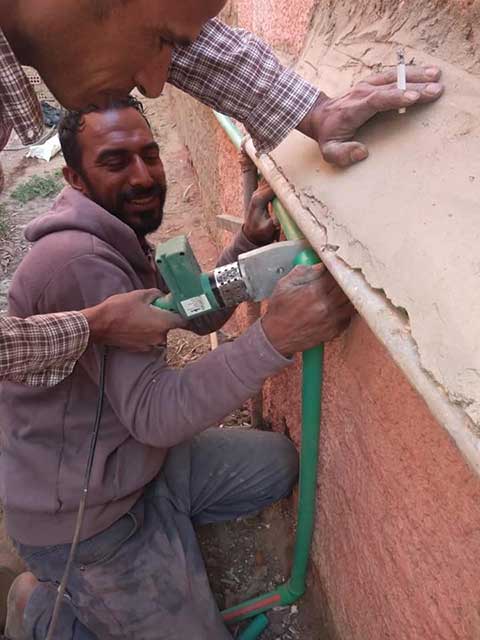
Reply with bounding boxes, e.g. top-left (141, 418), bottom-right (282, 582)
top-left (296, 91), bottom-right (331, 141)
top-left (81, 302), bottom-right (110, 344)
top-left (261, 315), bottom-right (292, 359)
